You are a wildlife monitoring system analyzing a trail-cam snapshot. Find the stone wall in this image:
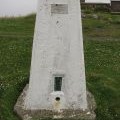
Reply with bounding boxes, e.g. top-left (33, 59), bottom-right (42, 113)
top-left (81, 3), bottom-right (110, 12)
top-left (111, 1), bottom-right (120, 12)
